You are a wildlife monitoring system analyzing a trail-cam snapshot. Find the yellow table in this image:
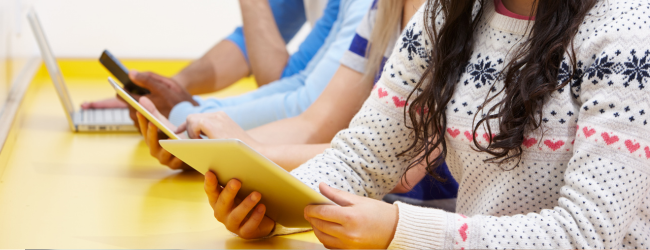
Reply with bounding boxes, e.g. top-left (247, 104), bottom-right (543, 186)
top-left (0, 60), bottom-right (325, 249)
